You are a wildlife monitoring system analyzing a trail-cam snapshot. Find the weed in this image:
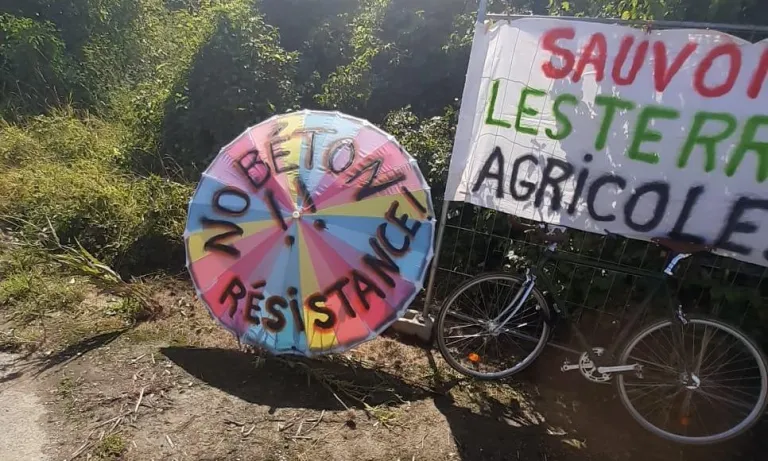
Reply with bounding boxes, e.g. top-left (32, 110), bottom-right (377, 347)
top-left (0, 272), bottom-right (33, 306)
top-left (111, 297), bottom-right (144, 320)
top-left (56, 376), bottom-right (80, 412)
top-left (0, 259), bottom-right (85, 324)
top-left (366, 404), bottom-right (401, 428)
top-left (93, 433), bottom-right (127, 460)
top-left (0, 328), bottom-right (41, 352)
top-left (57, 376), bottom-right (77, 398)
